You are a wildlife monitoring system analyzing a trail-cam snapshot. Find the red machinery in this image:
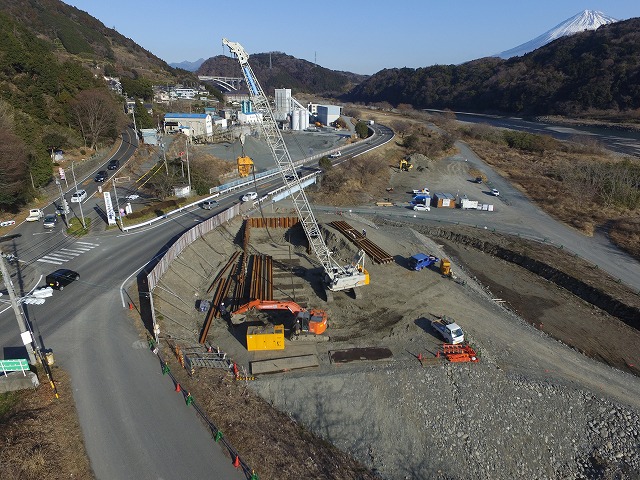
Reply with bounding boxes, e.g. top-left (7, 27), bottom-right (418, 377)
top-left (232, 300), bottom-right (328, 335)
